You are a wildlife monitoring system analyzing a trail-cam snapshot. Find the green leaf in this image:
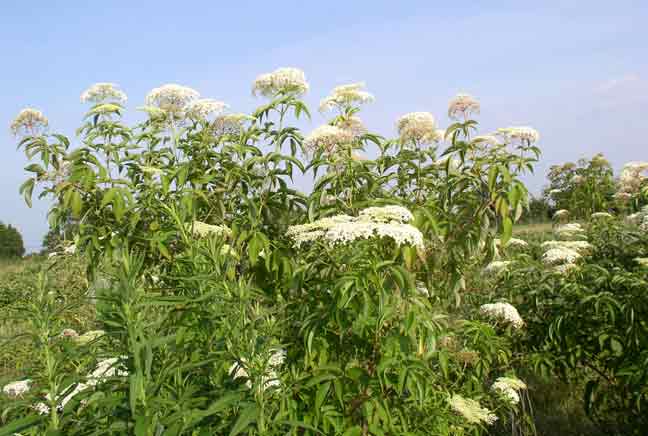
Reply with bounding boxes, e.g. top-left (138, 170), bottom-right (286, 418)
top-left (229, 403), bottom-right (257, 436)
top-left (0, 415), bottom-right (42, 436)
top-left (342, 425), bottom-right (362, 436)
top-left (502, 217), bottom-right (512, 244)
